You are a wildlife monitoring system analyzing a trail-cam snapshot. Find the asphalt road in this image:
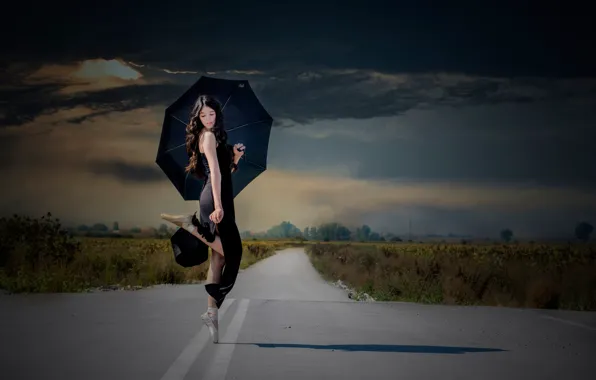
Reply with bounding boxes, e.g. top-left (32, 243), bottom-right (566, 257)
top-left (1, 247), bottom-right (595, 380)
